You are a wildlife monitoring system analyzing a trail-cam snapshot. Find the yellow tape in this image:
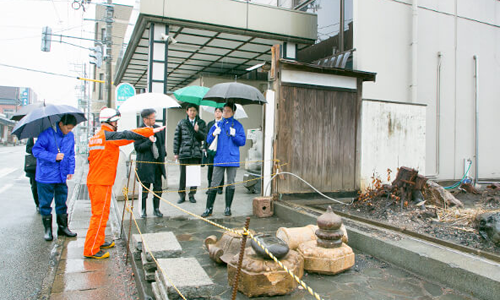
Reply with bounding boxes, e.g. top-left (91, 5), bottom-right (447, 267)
top-left (134, 158), bottom-right (280, 166)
